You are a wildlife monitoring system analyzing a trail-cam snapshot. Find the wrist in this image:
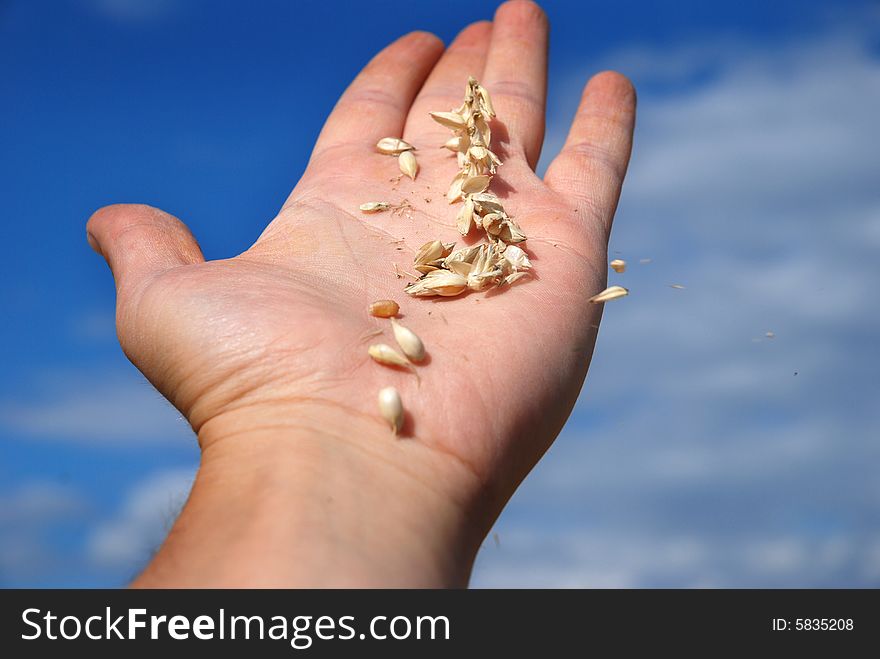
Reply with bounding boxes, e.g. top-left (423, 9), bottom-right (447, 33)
top-left (134, 401), bottom-right (483, 587)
